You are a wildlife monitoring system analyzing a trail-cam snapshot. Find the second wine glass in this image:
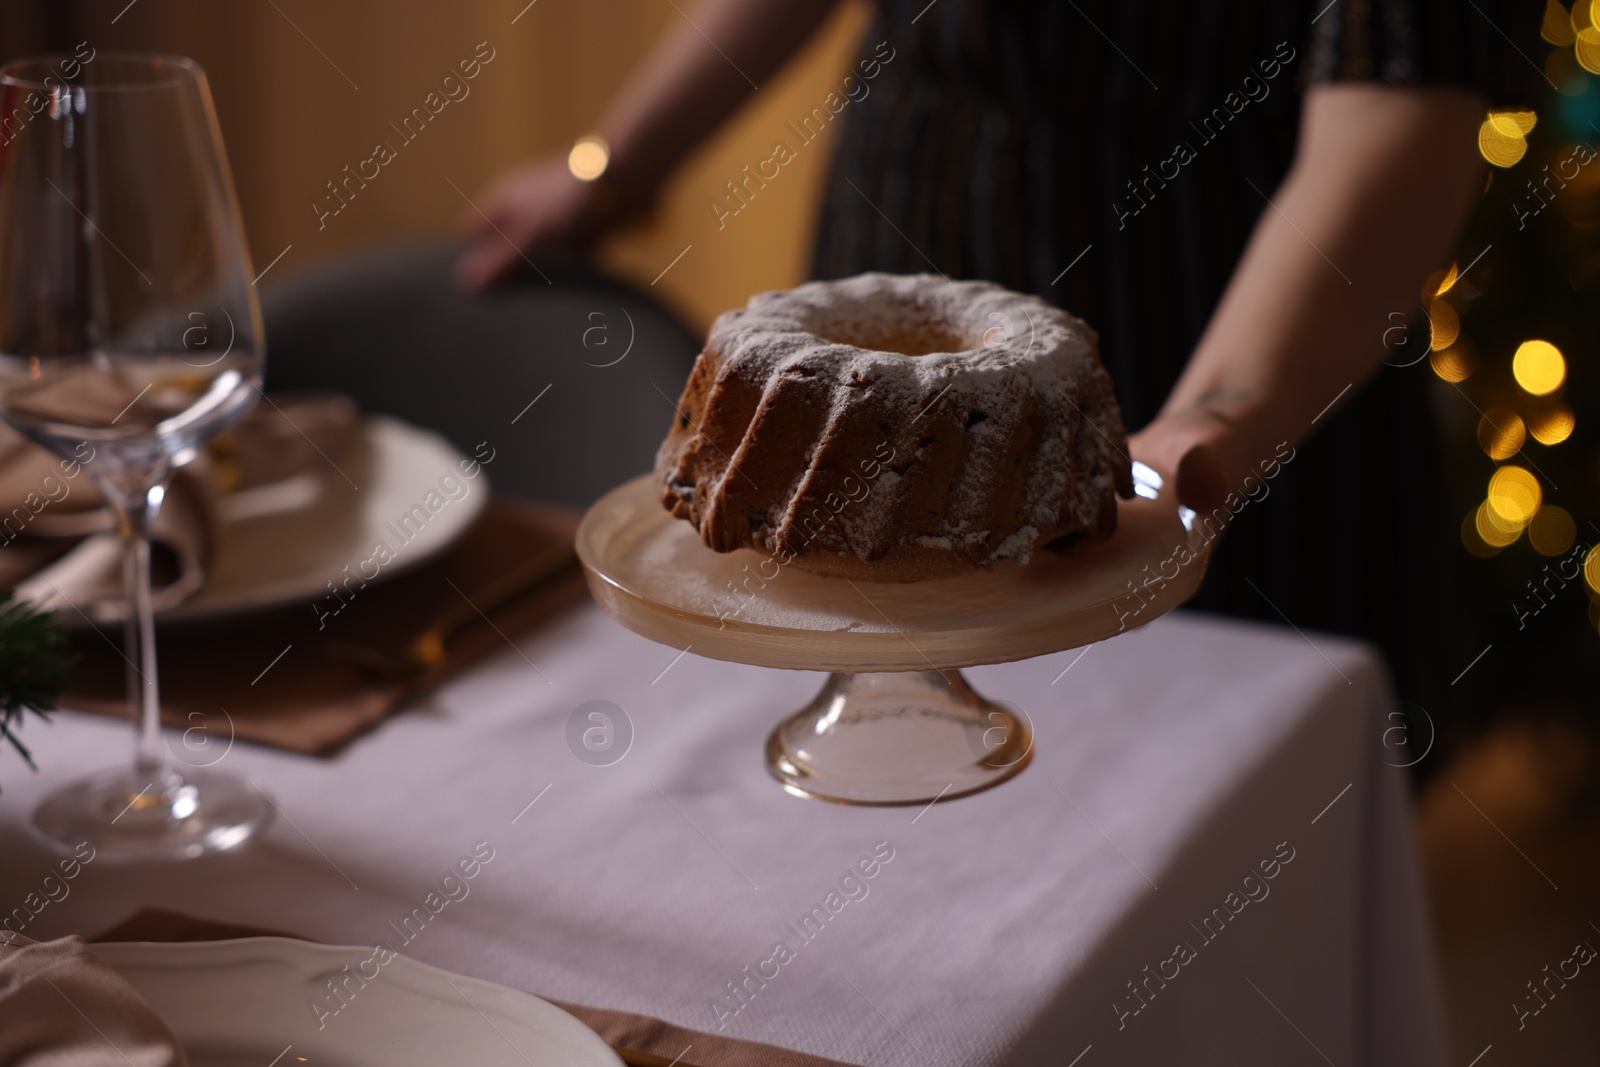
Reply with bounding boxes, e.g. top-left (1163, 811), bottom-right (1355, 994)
top-left (0, 52), bottom-right (272, 861)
